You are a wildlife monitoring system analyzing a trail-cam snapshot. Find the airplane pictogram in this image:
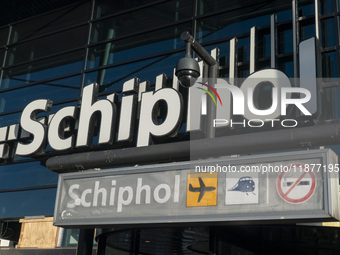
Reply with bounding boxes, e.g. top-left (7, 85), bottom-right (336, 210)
top-left (189, 177), bottom-right (216, 202)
